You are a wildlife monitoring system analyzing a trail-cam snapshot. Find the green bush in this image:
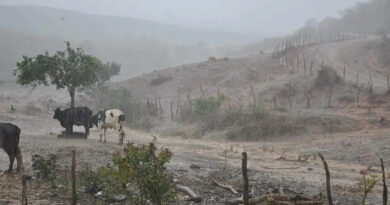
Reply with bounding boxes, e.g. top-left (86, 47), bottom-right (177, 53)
top-left (193, 96), bottom-right (221, 117)
top-left (82, 143), bottom-right (175, 204)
